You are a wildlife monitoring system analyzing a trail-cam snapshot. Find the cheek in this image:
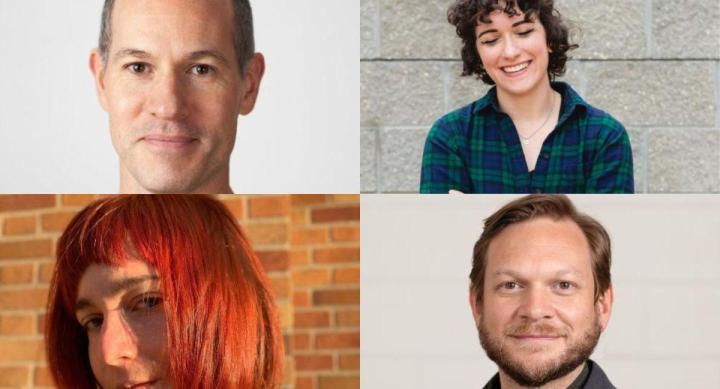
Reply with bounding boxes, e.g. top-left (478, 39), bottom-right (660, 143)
top-left (136, 311), bottom-right (168, 361)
